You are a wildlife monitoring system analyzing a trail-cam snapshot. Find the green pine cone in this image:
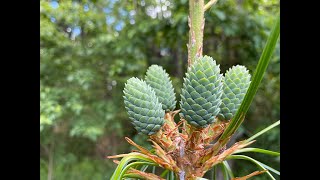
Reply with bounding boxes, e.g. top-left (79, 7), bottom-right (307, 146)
top-left (180, 56), bottom-right (223, 128)
top-left (218, 65), bottom-right (251, 120)
top-left (145, 65), bottom-right (176, 111)
top-left (123, 77), bottom-right (165, 135)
